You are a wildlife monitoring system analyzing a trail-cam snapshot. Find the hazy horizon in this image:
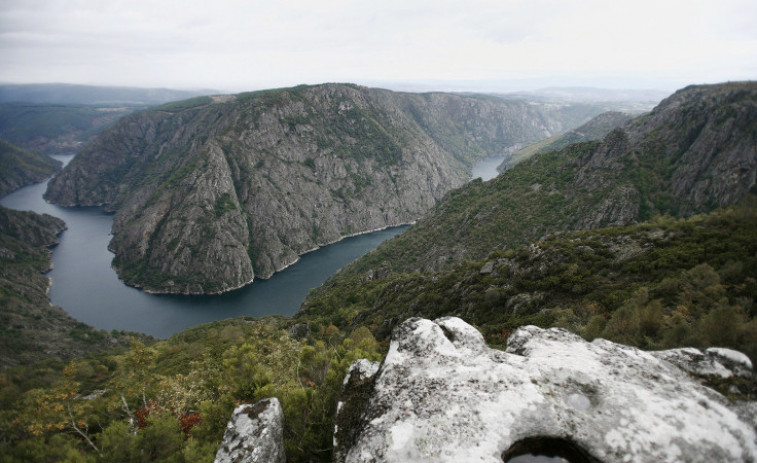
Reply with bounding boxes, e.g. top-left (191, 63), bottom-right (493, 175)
top-left (1, 0), bottom-right (755, 94)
